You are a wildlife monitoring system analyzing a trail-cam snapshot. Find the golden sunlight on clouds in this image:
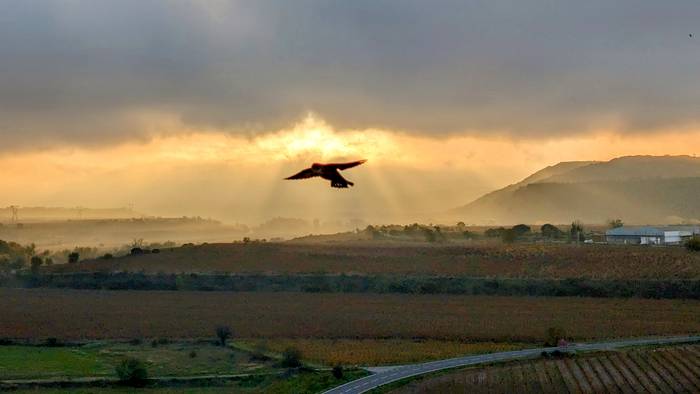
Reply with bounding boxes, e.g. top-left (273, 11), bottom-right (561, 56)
top-left (1, 114), bottom-right (699, 221)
